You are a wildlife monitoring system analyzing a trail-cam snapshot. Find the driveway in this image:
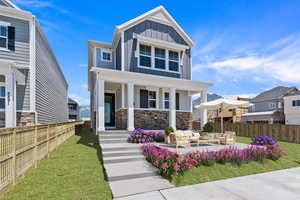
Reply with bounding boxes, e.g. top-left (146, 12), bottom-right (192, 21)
top-left (116, 167), bottom-right (300, 200)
